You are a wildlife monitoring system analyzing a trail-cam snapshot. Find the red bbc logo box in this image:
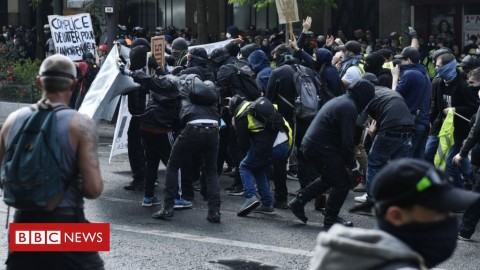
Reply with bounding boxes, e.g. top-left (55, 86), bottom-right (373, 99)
top-left (9, 223), bottom-right (110, 252)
